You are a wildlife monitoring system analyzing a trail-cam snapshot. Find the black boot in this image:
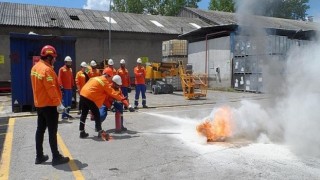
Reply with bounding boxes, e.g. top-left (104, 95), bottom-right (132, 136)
top-left (52, 154), bottom-right (70, 166)
top-left (80, 131), bottom-right (89, 138)
top-left (35, 154), bottom-right (49, 164)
